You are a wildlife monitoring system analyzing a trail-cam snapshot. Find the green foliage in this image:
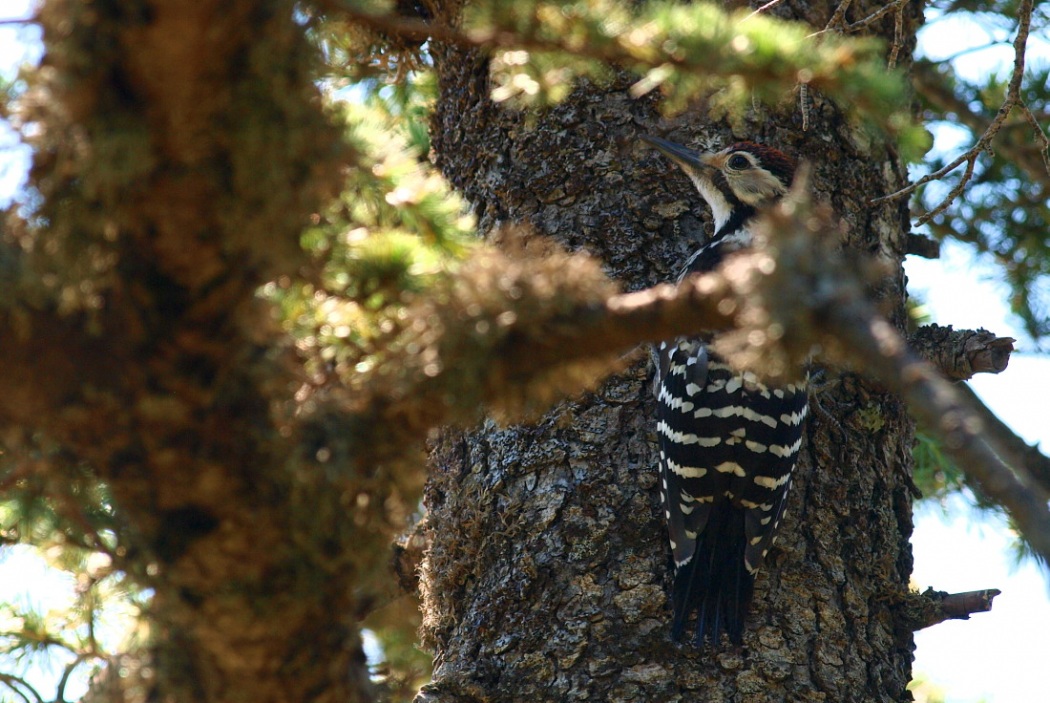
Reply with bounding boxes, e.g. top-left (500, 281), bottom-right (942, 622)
top-left (466, 1), bottom-right (927, 159)
top-left (913, 3), bottom-right (1050, 344)
top-left (364, 71), bottom-right (438, 157)
top-left (269, 66), bottom-right (619, 432)
top-left (0, 444), bottom-right (146, 701)
top-left (913, 431), bottom-right (967, 500)
top-left (306, 0), bottom-right (429, 87)
top-left (263, 73), bottom-right (476, 381)
top-left (919, 163), bottom-right (1050, 344)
